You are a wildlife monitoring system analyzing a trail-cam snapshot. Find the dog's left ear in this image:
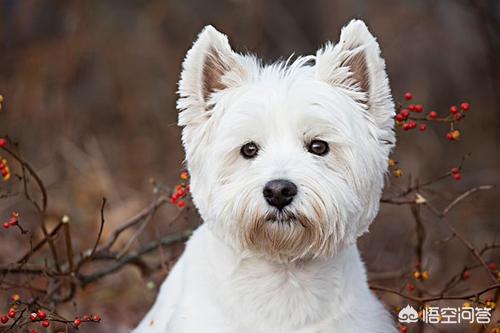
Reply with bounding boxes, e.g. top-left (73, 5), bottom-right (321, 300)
top-left (315, 19), bottom-right (394, 134)
top-left (177, 25), bottom-right (247, 126)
